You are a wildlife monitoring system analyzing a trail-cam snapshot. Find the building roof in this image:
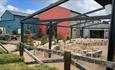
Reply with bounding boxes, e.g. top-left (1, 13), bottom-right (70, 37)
top-left (95, 0), bottom-right (112, 6)
top-left (8, 10), bottom-right (30, 16)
